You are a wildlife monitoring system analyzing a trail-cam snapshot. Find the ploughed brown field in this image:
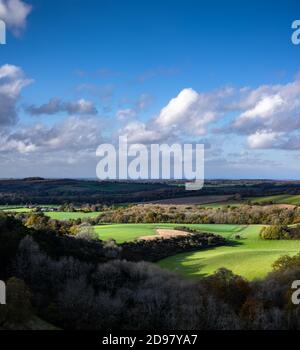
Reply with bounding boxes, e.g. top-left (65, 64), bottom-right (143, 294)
top-left (139, 228), bottom-right (189, 241)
